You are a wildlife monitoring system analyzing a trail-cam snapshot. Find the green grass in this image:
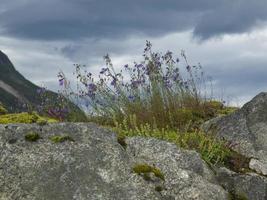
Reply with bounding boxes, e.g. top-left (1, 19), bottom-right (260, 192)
top-left (112, 120), bottom-right (231, 165)
top-left (111, 116), bottom-right (250, 172)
